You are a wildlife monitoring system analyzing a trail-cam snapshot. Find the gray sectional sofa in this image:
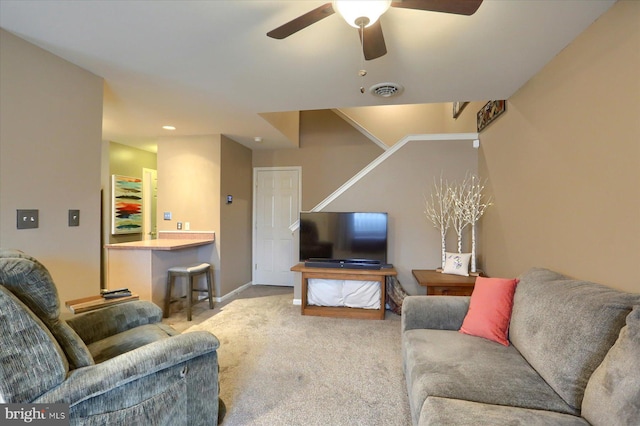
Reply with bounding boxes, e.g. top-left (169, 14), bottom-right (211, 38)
top-left (402, 267), bottom-right (640, 425)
